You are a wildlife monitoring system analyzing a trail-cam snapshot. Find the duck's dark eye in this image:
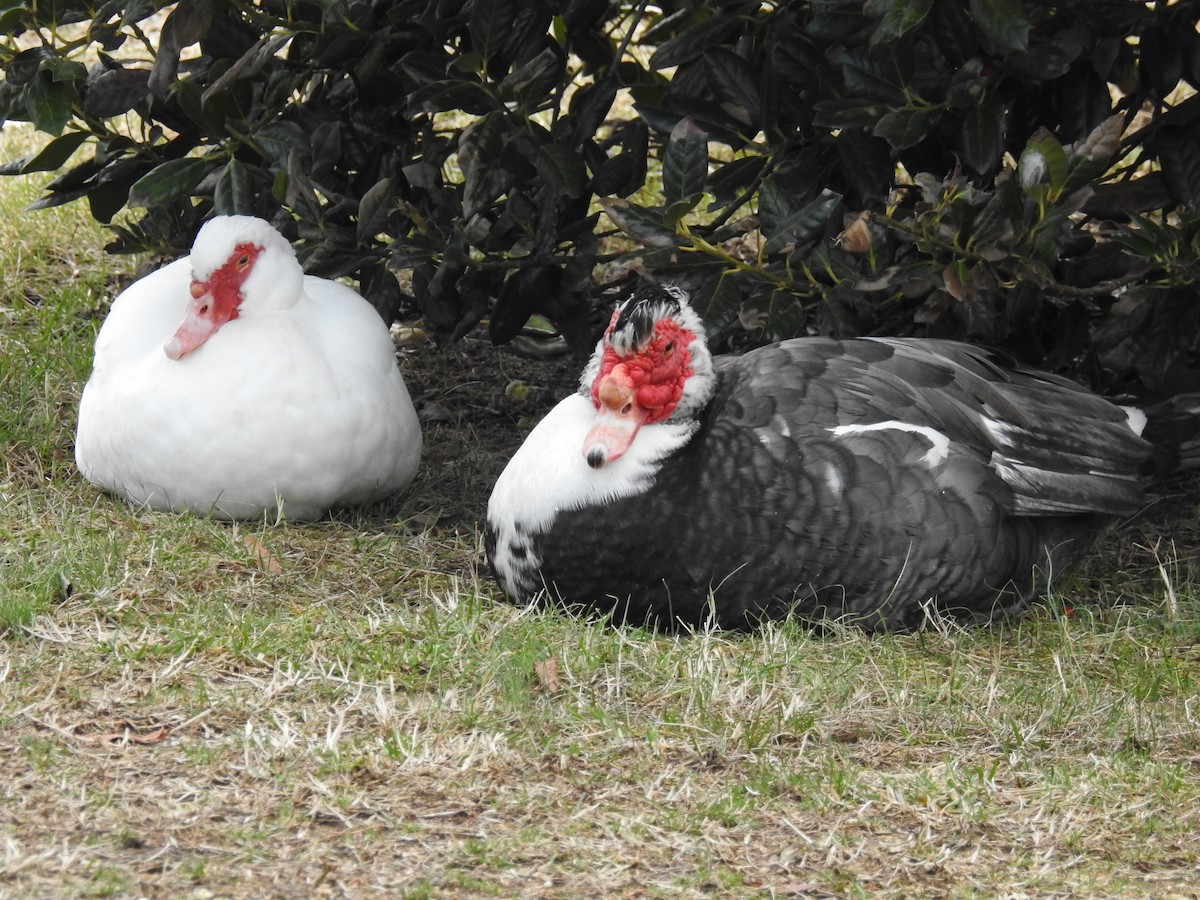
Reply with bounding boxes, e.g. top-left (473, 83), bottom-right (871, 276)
top-left (663, 341), bottom-right (675, 354)
top-left (237, 254), bottom-right (251, 267)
